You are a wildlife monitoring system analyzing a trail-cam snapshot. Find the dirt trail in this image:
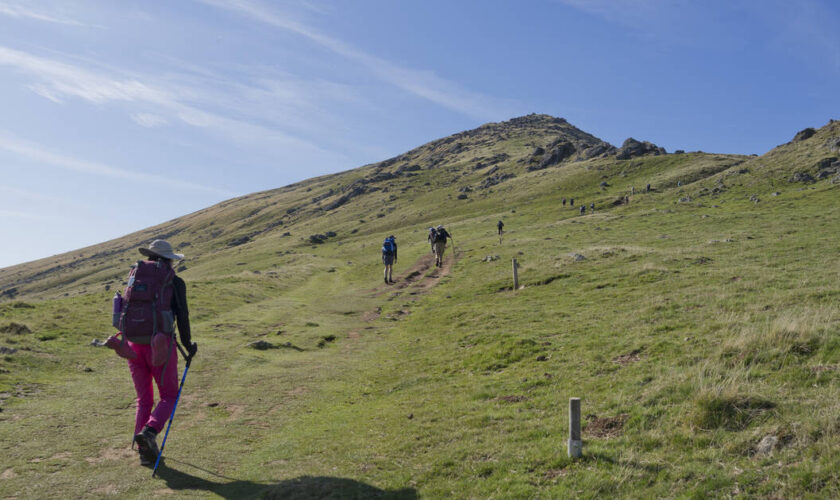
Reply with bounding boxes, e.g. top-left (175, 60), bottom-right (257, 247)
top-left (347, 251), bottom-right (455, 340)
top-left (373, 251), bottom-right (454, 296)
